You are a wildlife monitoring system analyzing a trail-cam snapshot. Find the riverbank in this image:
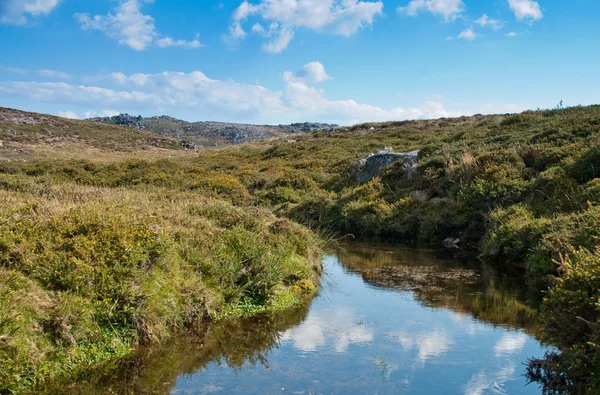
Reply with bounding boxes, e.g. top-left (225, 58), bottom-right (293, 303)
top-left (2, 105), bottom-right (600, 393)
top-left (0, 184), bottom-right (322, 393)
top-left (39, 243), bottom-right (548, 395)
